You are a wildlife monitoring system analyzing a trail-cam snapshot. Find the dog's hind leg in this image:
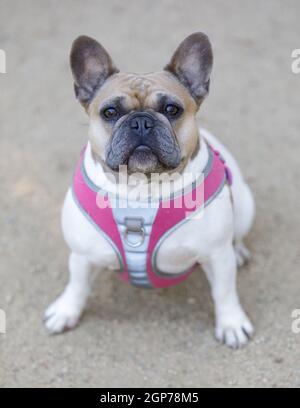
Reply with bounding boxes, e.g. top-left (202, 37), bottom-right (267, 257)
top-left (231, 181), bottom-right (255, 268)
top-left (44, 253), bottom-right (92, 334)
top-left (200, 129), bottom-right (255, 268)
